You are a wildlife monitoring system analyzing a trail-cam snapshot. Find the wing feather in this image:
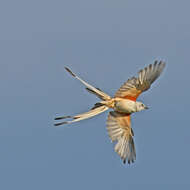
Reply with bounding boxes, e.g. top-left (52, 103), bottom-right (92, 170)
top-left (115, 61), bottom-right (166, 100)
top-left (107, 111), bottom-right (136, 164)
